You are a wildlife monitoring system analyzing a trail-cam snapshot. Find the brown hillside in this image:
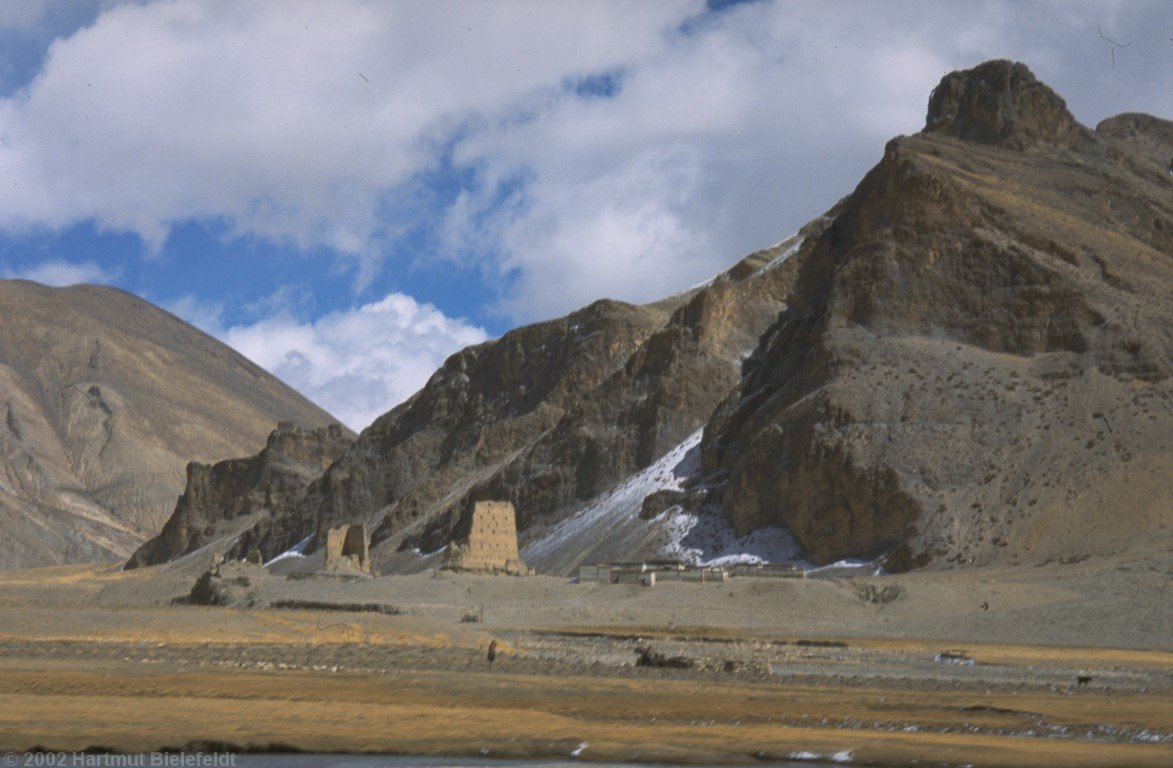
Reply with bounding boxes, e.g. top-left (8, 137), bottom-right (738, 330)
top-left (0, 281), bottom-right (346, 570)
